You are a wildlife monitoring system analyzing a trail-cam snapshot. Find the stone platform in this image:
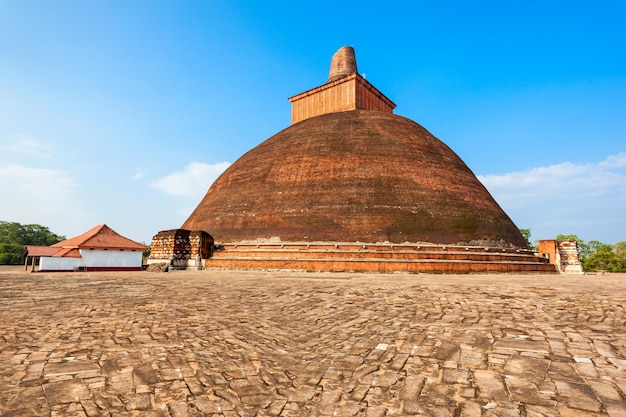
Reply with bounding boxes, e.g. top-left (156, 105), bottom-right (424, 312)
top-left (1, 267), bottom-right (625, 416)
top-left (208, 242), bottom-right (557, 274)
